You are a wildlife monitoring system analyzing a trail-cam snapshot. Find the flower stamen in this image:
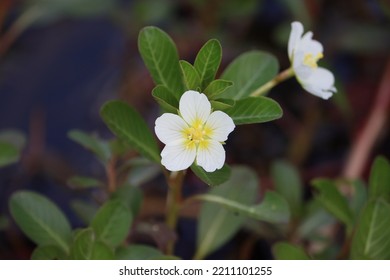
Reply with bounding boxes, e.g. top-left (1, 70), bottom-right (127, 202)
top-left (303, 52), bottom-right (323, 68)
